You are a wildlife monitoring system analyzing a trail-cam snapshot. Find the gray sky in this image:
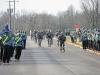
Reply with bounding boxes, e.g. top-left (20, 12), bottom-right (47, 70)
top-left (0, 0), bottom-right (81, 15)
